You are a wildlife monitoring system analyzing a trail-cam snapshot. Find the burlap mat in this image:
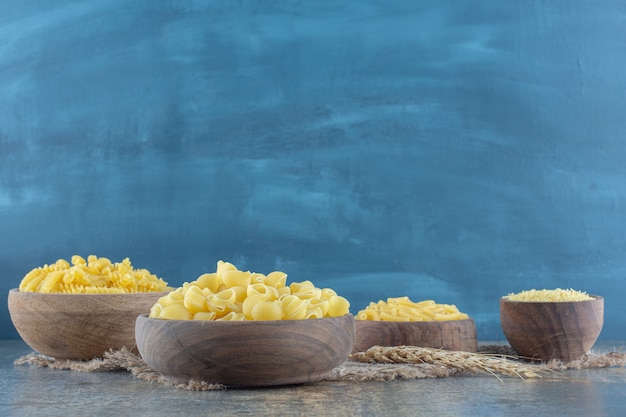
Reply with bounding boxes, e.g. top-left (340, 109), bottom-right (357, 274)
top-left (14, 345), bottom-right (626, 391)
